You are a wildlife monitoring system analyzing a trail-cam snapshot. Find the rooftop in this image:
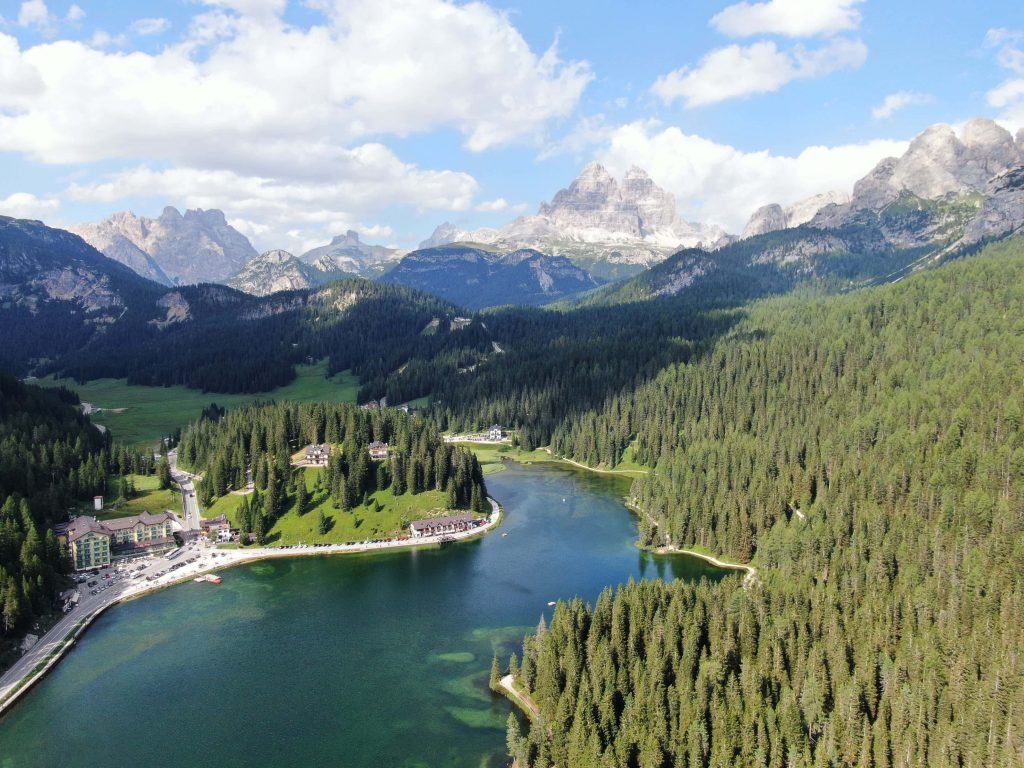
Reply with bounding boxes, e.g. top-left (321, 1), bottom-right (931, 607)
top-left (409, 513), bottom-right (478, 532)
top-left (66, 511), bottom-right (178, 541)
